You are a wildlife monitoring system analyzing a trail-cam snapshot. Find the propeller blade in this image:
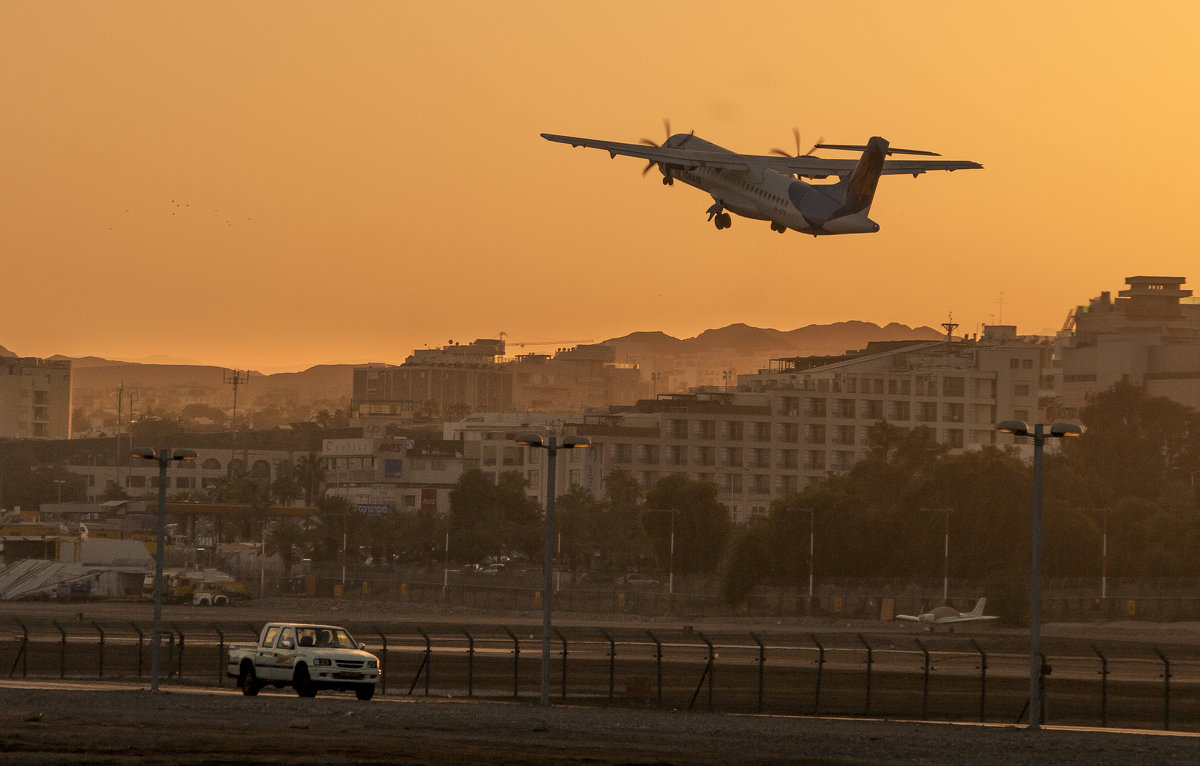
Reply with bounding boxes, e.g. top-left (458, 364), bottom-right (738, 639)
top-left (791, 127), bottom-right (801, 156)
top-left (769, 148), bottom-right (792, 157)
top-left (642, 160), bottom-right (656, 176)
top-left (640, 138), bottom-right (659, 147)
